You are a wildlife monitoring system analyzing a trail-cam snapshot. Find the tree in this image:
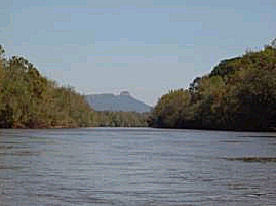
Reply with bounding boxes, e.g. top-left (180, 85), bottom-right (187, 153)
top-left (150, 40), bottom-right (276, 131)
